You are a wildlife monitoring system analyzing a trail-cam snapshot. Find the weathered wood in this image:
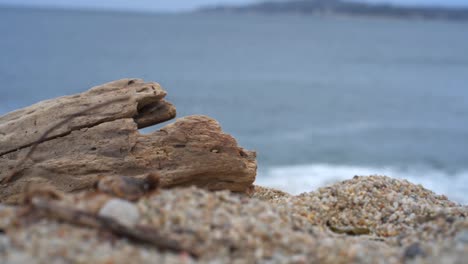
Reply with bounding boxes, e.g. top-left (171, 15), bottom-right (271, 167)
top-left (0, 116), bottom-right (257, 203)
top-left (0, 79), bottom-right (256, 203)
top-left (0, 79), bottom-right (176, 156)
top-left (134, 99), bottom-right (176, 129)
top-left (97, 174), bottom-right (160, 201)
